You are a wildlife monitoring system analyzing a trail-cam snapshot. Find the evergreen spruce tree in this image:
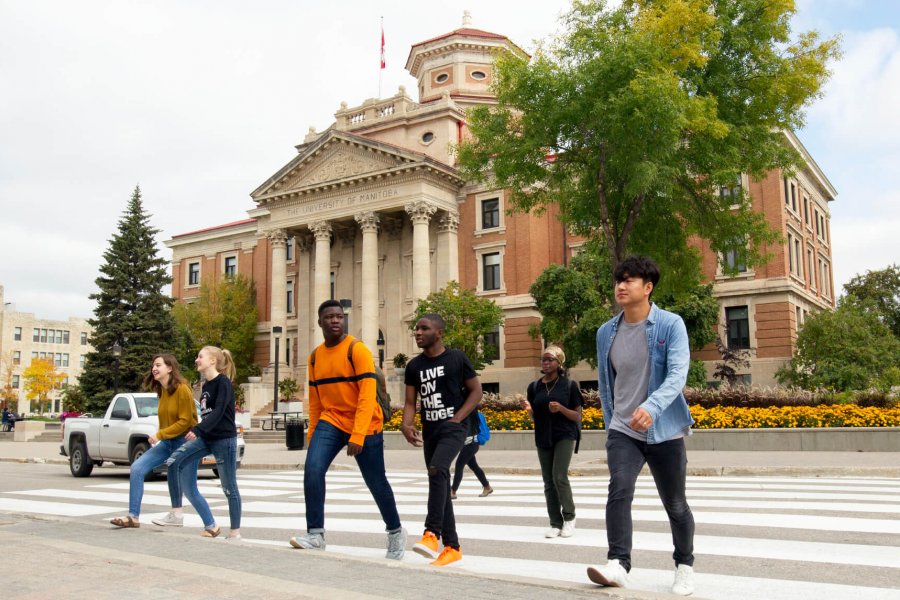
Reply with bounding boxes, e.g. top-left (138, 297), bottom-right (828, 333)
top-left (79, 186), bottom-right (176, 413)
